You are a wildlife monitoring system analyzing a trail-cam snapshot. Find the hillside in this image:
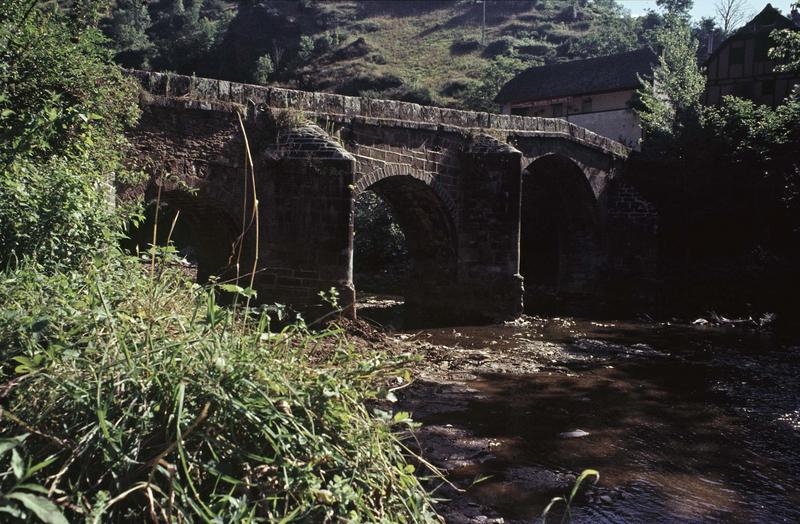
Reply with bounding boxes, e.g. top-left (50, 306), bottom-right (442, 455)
top-left (106, 0), bottom-right (656, 110)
